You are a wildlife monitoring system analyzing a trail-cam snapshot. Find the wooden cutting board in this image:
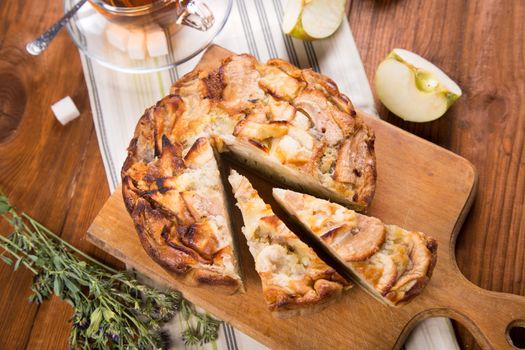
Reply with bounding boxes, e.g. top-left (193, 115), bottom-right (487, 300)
top-left (87, 45), bottom-right (525, 349)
